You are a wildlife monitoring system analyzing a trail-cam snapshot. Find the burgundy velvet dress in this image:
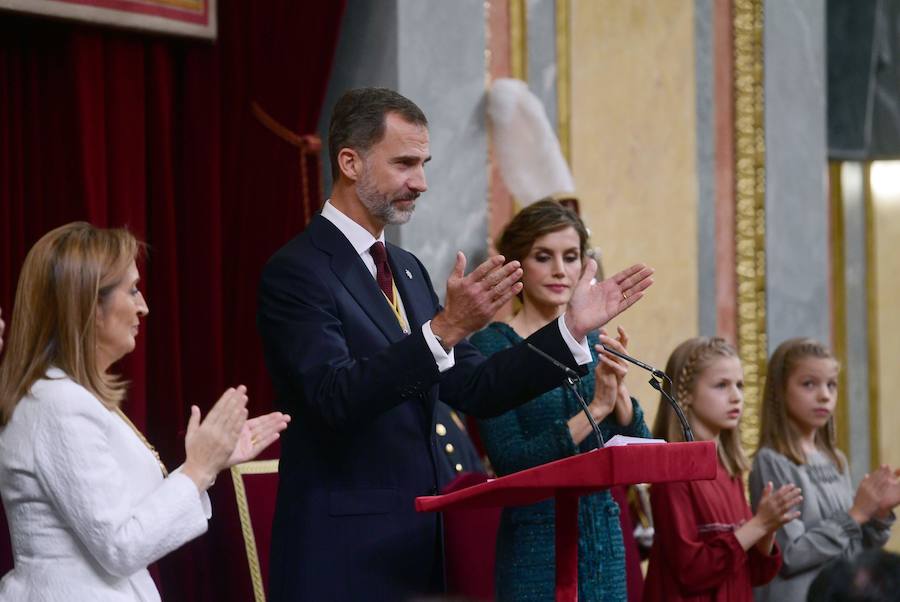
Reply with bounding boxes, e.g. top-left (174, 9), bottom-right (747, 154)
top-left (642, 459), bottom-right (781, 602)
